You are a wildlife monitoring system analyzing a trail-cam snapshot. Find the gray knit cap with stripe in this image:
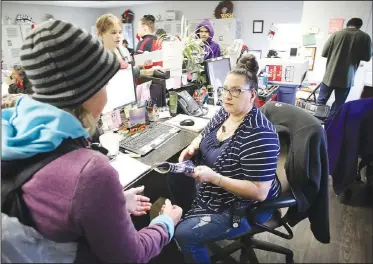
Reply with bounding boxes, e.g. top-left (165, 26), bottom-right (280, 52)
top-left (20, 20), bottom-right (120, 108)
